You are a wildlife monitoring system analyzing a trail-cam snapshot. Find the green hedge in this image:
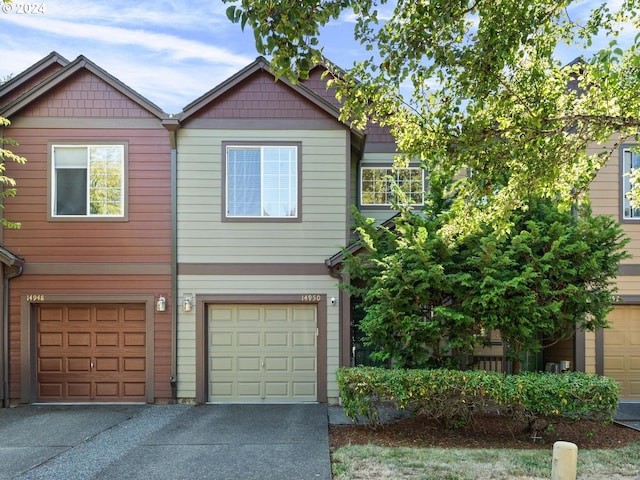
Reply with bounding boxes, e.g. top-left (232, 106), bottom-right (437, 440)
top-left (336, 367), bottom-right (620, 427)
